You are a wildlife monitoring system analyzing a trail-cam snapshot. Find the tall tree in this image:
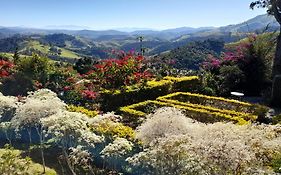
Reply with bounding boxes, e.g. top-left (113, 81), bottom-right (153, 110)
top-left (250, 0), bottom-right (281, 77)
